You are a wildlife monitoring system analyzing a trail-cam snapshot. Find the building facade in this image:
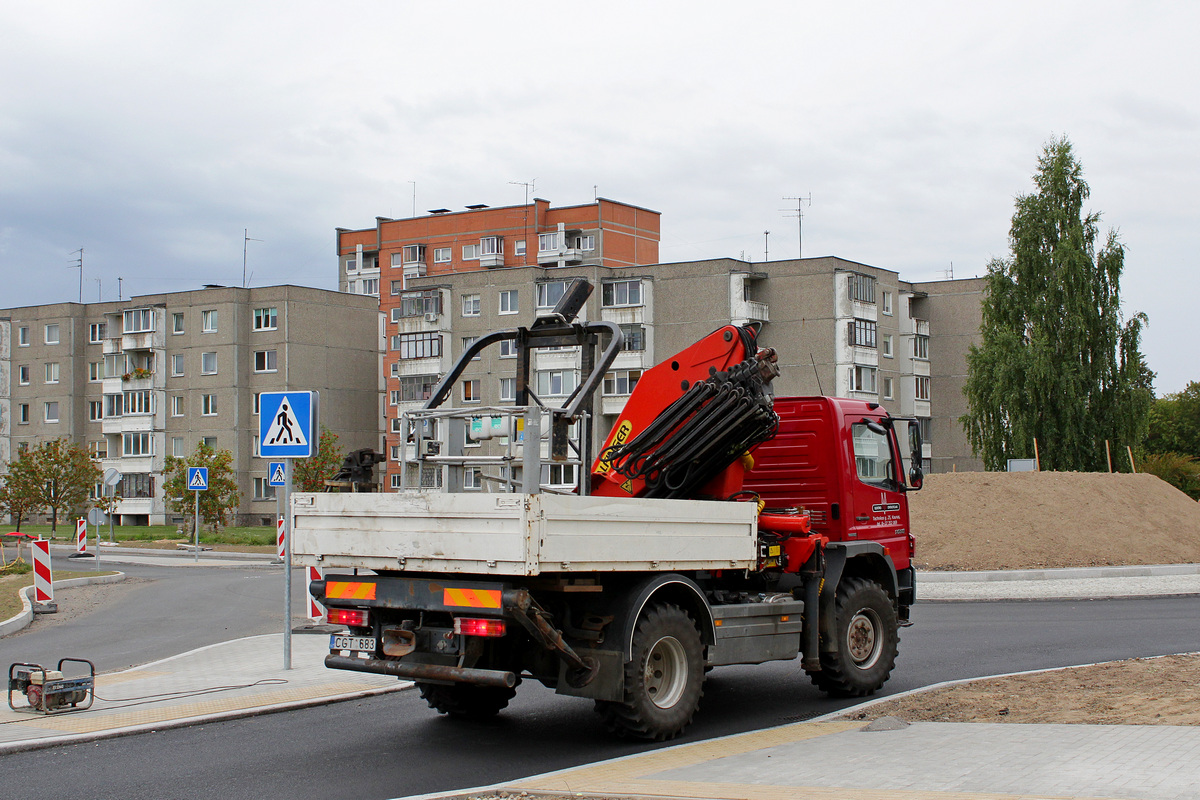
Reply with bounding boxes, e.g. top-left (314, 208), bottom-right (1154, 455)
top-left (1, 286), bottom-right (383, 526)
